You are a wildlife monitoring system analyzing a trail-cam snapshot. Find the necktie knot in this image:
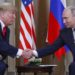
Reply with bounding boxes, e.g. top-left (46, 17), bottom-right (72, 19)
top-left (2, 26), bottom-right (7, 37)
